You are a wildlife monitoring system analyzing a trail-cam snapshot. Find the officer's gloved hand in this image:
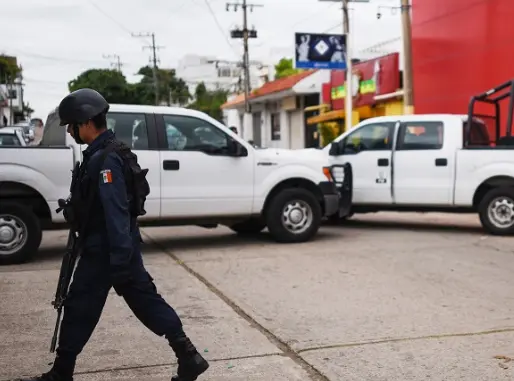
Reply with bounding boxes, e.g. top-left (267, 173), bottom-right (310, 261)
top-left (111, 266), bottom-right (133, 295)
